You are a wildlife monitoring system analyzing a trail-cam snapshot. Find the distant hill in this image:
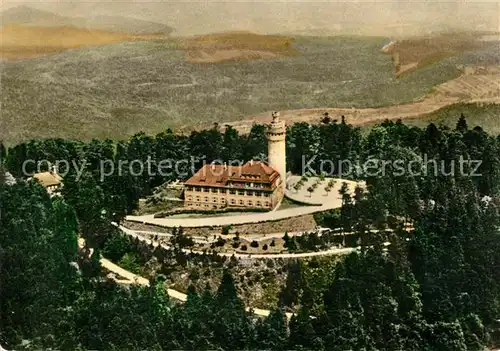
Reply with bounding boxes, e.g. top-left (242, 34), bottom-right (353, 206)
top-left (3, 1), bottom-right (497, 37)
top-left (3, 34), bottom-right (489, 144)
top-left (1, 5), bottom-right (68, 27)
top-left (0, 6), bottom-right (173, 61)
top-left (1, 5), bottom-right (174, 34)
